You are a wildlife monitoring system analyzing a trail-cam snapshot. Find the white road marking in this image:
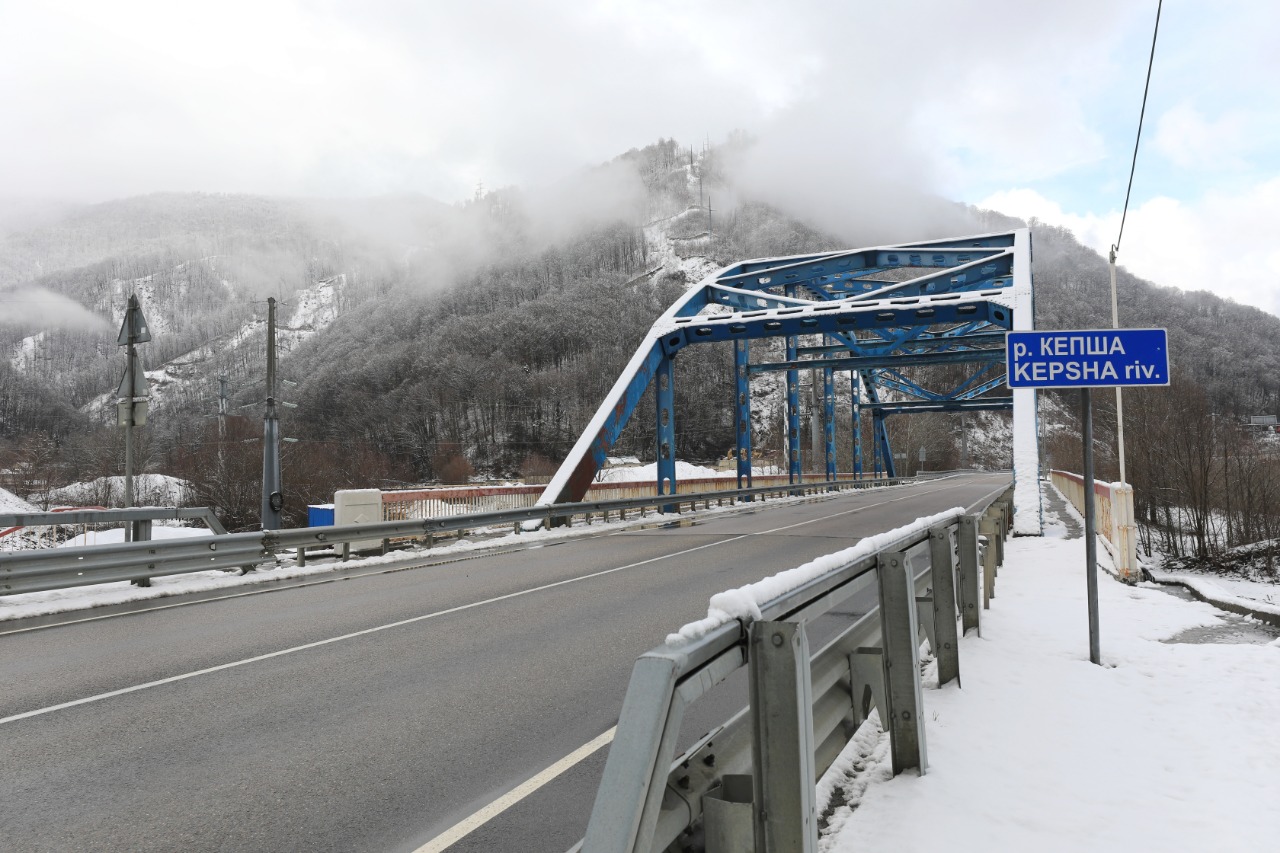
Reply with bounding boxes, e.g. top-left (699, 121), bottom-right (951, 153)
top-left (411, 727), bottom-right (617, 853)
top-left (1, 476), bottom-right (987, 729)
top-left (0, 536), bottom-right (742, 727)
